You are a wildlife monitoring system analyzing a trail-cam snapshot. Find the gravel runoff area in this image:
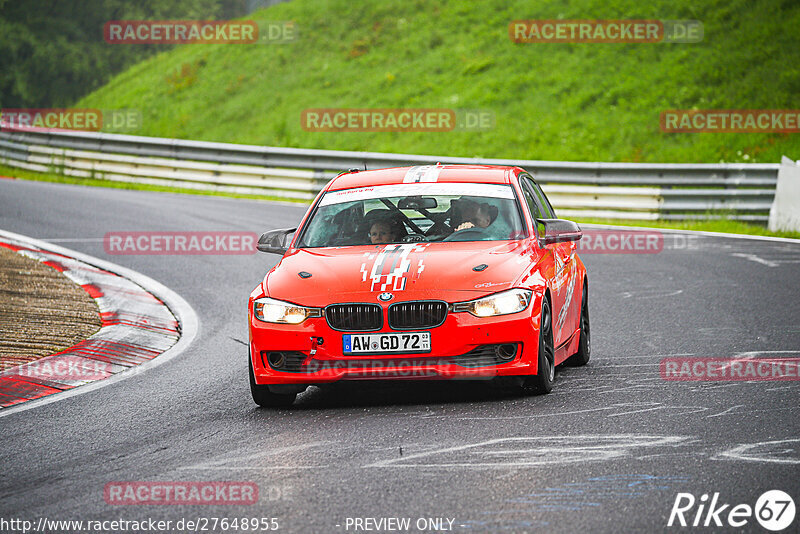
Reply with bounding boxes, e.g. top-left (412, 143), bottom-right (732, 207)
top-left (0, 246), bottom-right (101, 371)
